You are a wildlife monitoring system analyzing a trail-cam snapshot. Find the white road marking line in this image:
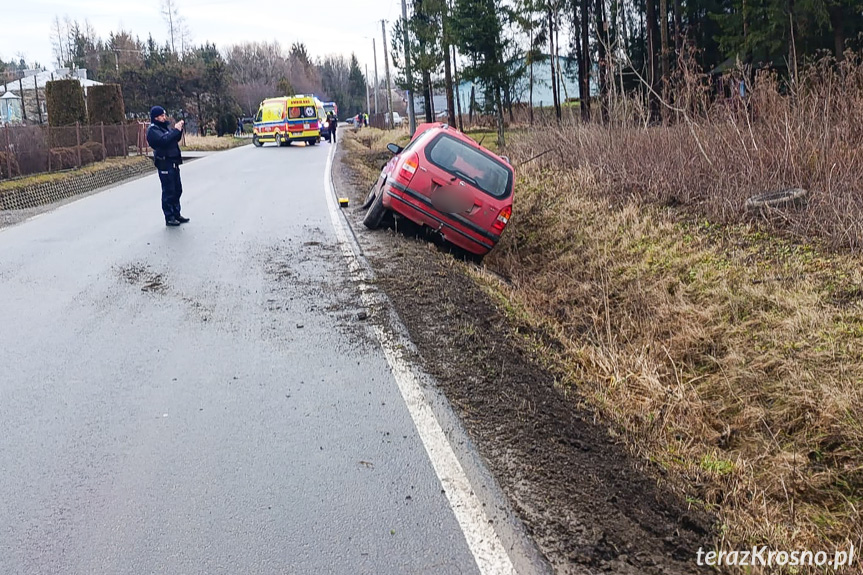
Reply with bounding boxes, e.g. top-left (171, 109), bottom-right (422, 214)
top-left (322, 144), bottom-right (517, 575)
